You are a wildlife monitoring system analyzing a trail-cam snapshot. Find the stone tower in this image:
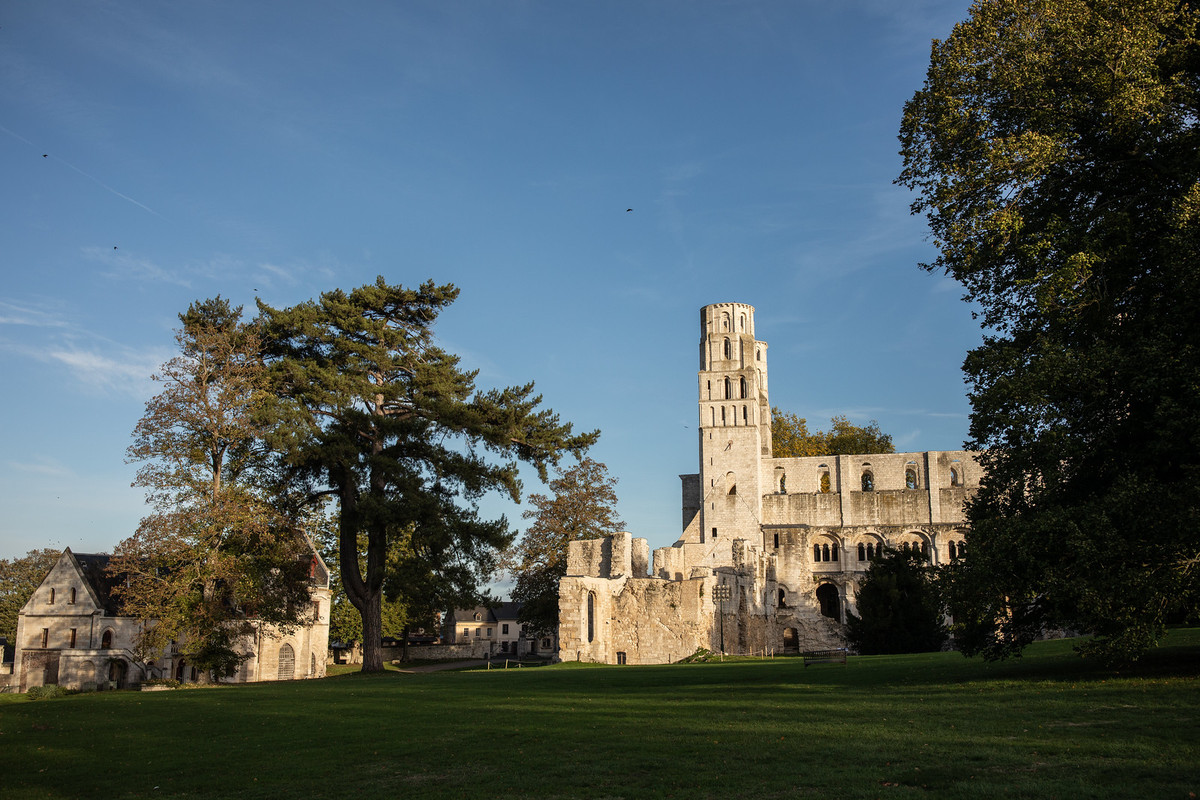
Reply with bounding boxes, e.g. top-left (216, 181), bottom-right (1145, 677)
top-left (696, 302), bottom-right (771, 555)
